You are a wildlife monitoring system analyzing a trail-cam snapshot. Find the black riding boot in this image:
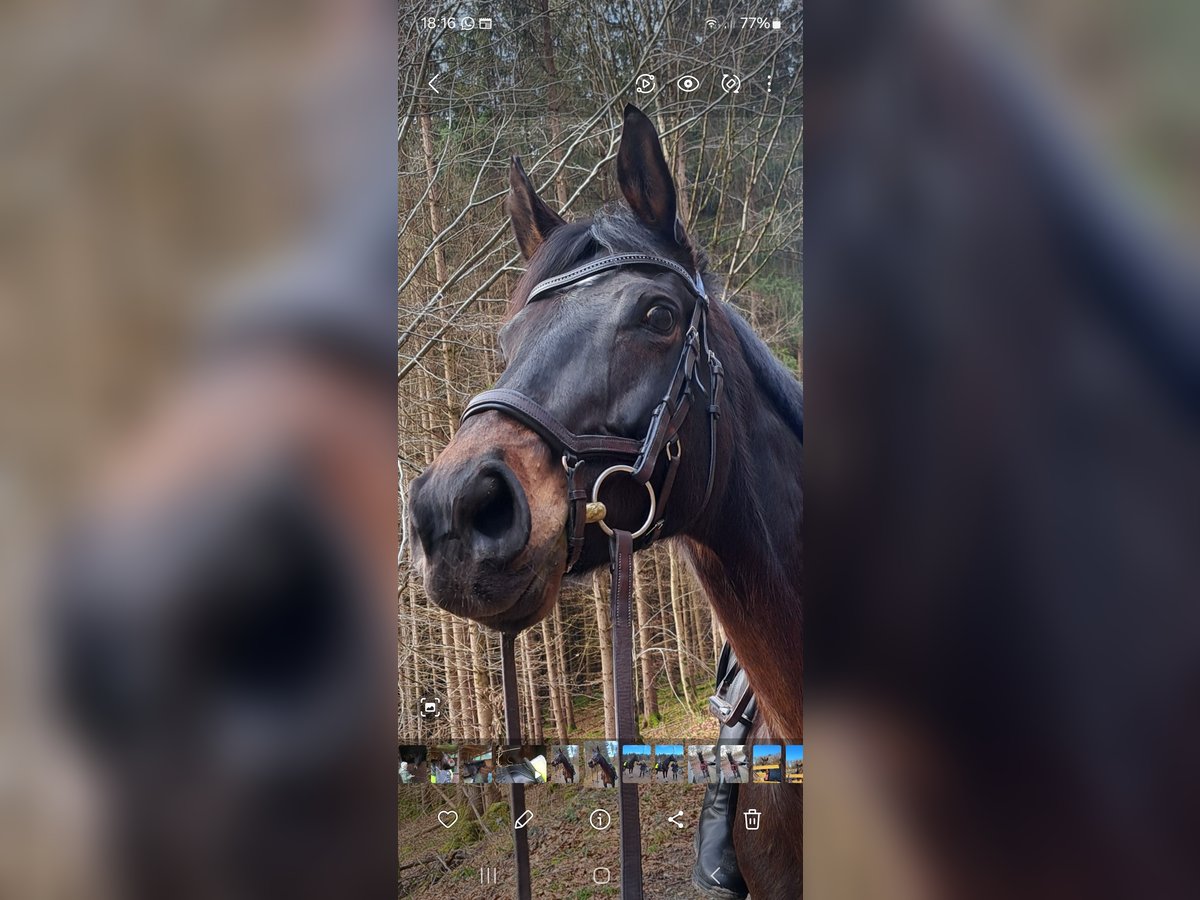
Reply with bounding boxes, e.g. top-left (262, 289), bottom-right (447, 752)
top-left (692, 643), bottom-right (755, 898)
top-left (693, 780), bottom-right (748, 898)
